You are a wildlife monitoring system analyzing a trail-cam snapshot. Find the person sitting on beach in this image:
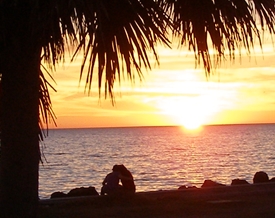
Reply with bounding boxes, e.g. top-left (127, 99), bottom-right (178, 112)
top-left (117, 164), bottom-right (136, 193)
top-left (100, 165), bottom-right (121, 195)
